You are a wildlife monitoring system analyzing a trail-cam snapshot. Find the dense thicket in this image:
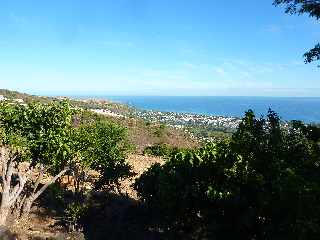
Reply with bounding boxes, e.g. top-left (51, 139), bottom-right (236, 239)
top-left (135, 110), bottom-right (320, 239)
